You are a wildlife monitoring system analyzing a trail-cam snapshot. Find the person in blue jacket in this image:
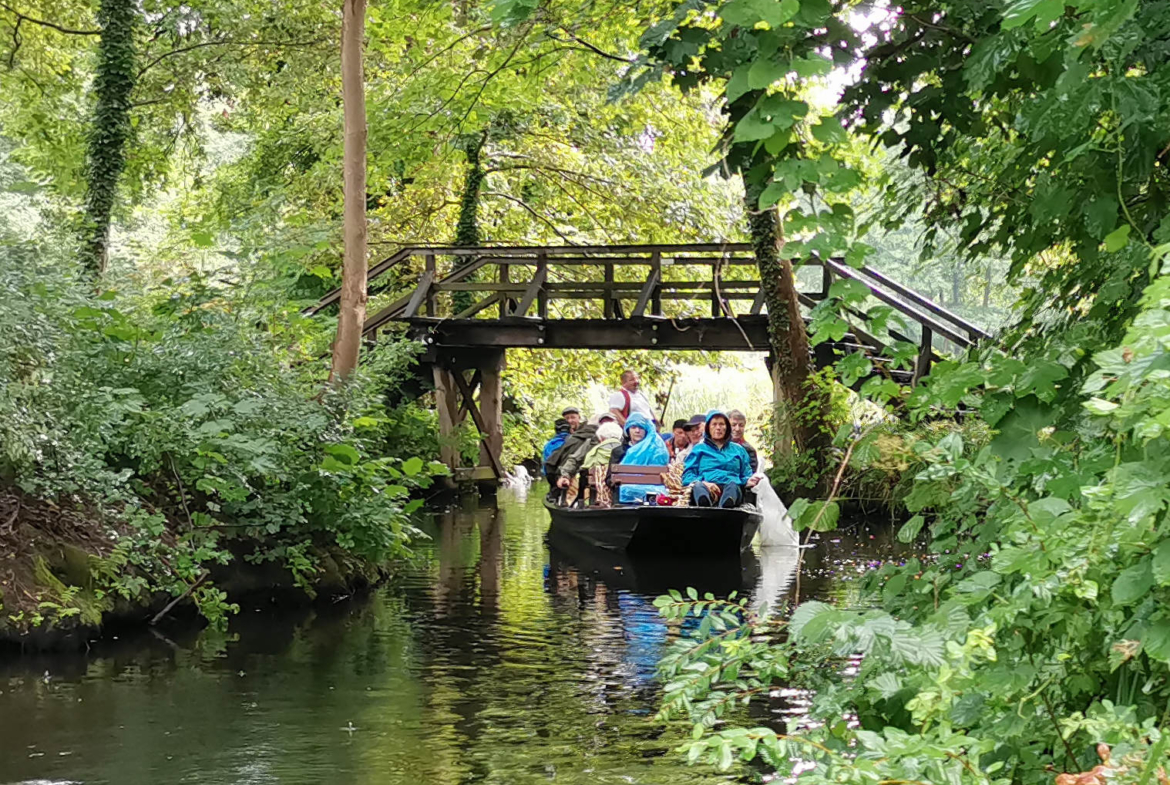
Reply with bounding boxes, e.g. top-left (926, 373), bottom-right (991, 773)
top-left (541, 418), bottom-right (572, 478)
top-left (682, 411), bottom-right (759, 507)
